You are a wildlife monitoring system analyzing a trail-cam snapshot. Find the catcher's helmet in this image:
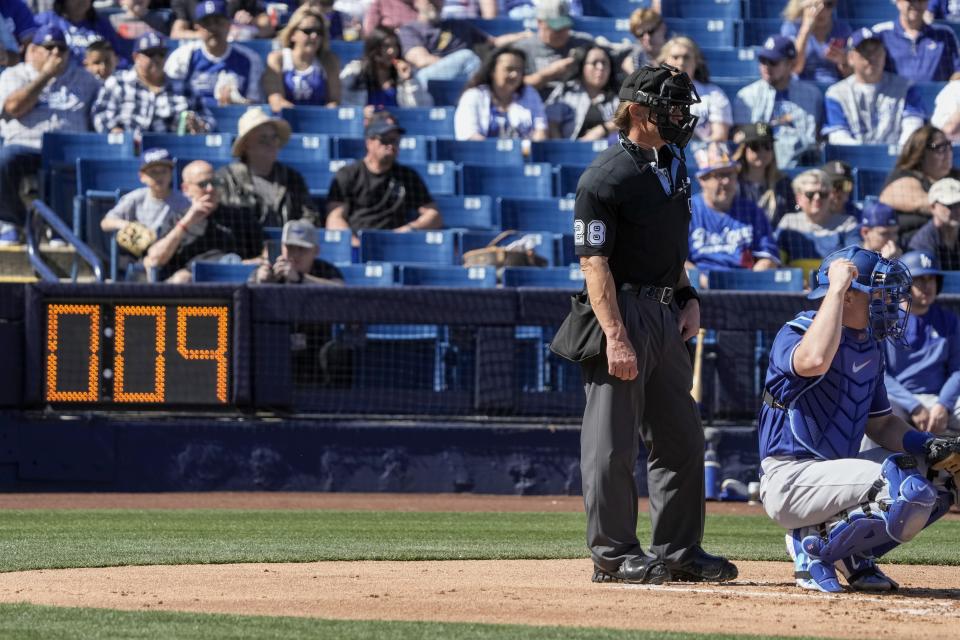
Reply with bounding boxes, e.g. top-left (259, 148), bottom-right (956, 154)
top-left (808, 246), bottom-right (912, 342)
top-left (900, 250), bottom-right (943, 293)
top-left (618, 63), bottom-right (701, 148)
